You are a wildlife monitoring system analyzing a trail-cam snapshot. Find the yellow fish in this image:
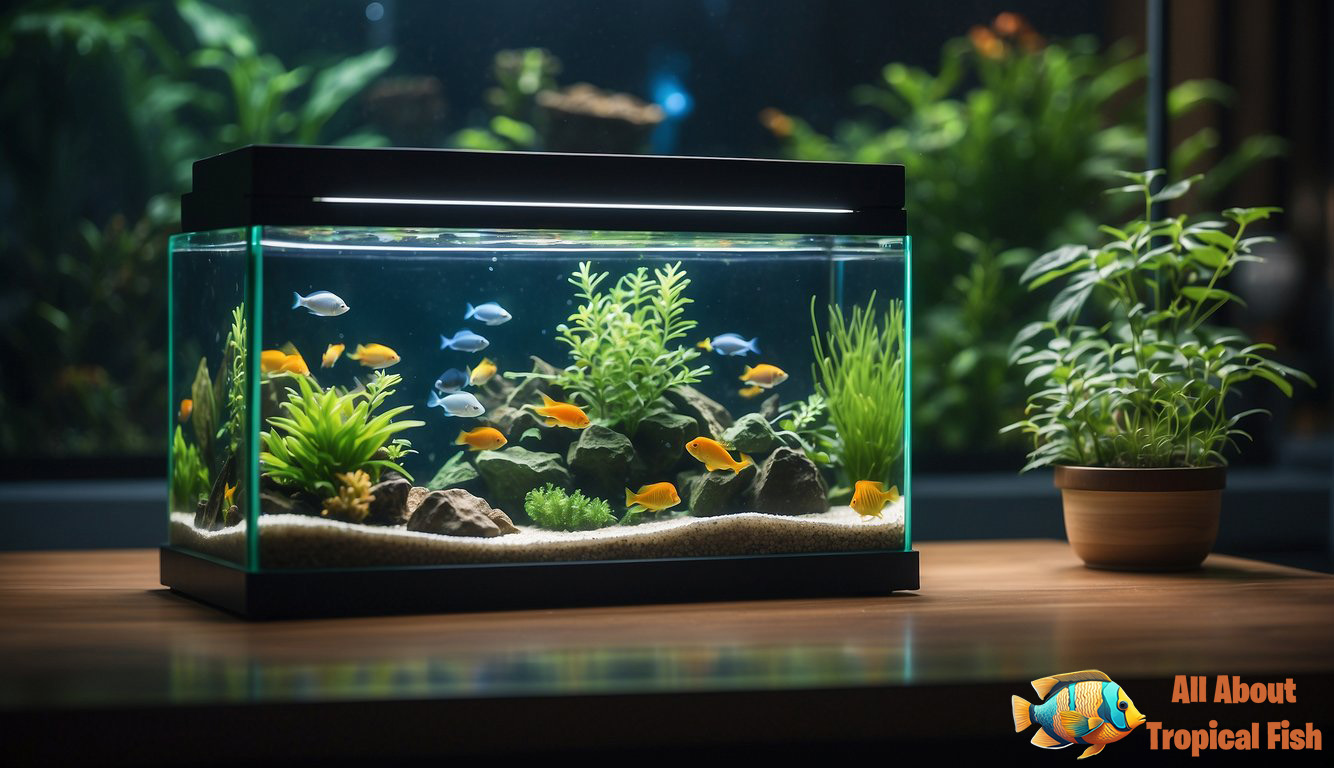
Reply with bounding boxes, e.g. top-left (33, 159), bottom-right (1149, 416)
top-left (738, 385), bottom-right (765, 399)
top-left (260, 349), bottom-right (290, 373)
top-left (346, 343), bottom-right (401, 369)
top-left (223, 481), bottom-right (236, 508)
top-left (625, 482), bottom-right (681, 513)
top-left (455, 426), bottom-right (507, 452)
top-left (1012, 670), bottom-right (1146, 759)
top-left (739, 363), bottom-right (788, 389)
top-left (470, 357), bottom-right (498, 385)
top-left (529, 392), bottom-right (590, 429)
top-left (850, 480), bottom-right (900, 520)
top-left (685, 436), bottom-right (753, 473)
top-left (177, 398), bottom-right (193, 423)
top-left (321, 343), bottom-right (345, 369)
